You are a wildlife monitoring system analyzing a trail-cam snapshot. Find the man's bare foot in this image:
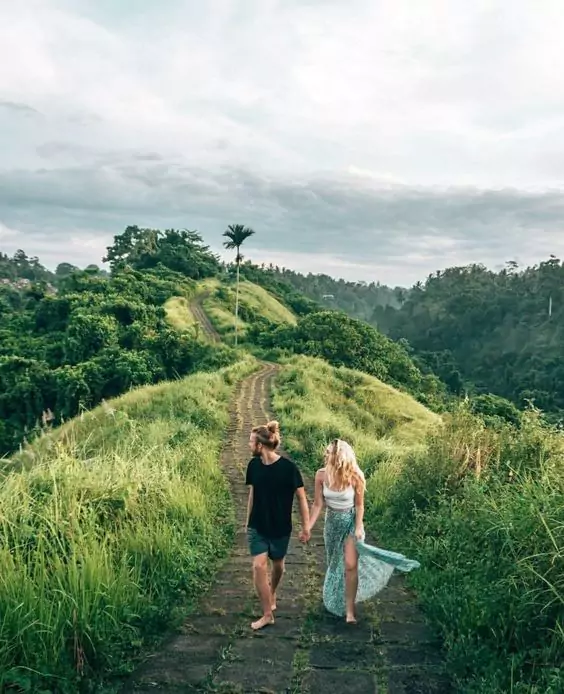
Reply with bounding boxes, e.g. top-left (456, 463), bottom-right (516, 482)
top-left (251, 614), bottom-right (275, 630)
top-left (271, 594), bottom-right (277, 611)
